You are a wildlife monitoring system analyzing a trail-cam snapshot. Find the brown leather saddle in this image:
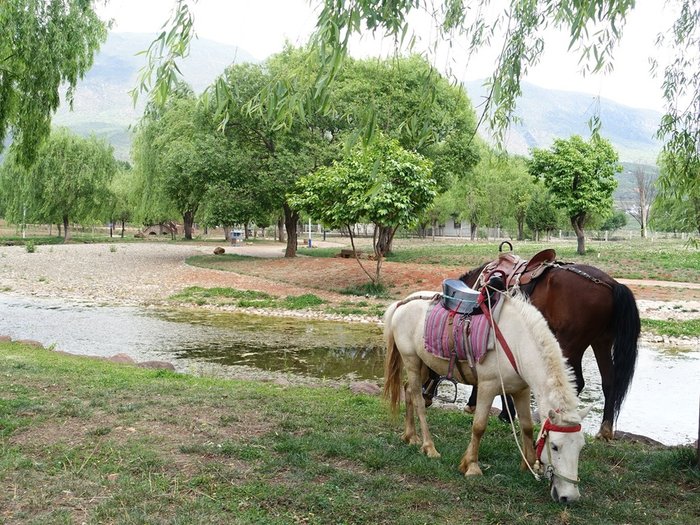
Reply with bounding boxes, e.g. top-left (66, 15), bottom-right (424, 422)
top-left (478, 248), bottom-right (557, 289)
